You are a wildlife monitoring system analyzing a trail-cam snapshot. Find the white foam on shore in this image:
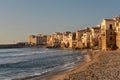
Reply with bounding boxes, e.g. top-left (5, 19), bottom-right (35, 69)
top-left (62, 62), bottom-right (75, 69)
top-left (12, 61), bottom-right (77, 80)
top-left (12, 68), bottom-right (55, 80)
top-left (0, 48), bottom-right (84, 80)
top-left (0, 77), bottom-right (12, 80)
